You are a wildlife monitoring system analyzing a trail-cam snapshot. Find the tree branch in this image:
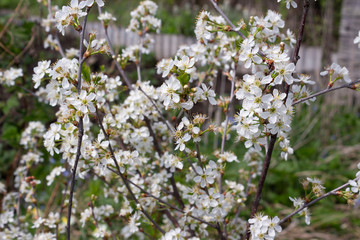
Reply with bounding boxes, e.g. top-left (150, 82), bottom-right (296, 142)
top-left (98, 6), bottom-right (175, 134)
top-left (245, 134), bottom-right (277, 239)
top-left (66, 7), bottom-right (90, 240)
top-left (47, 0), bottom-right (65, 58)
top-left (219, 71), bottom-right (235, 193)
top-left (292, 80), bottom-right (360, 106)
top-left (208, 0), bottom-right (265, 58)
top-left (96, 109), bottom-right (165, 234)
top-left (292, 0), bottom-right (311, 65)
top-left (279, 175), bottom-right (360, 225)
top-left (245, 1), bottom-right (311, 238)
